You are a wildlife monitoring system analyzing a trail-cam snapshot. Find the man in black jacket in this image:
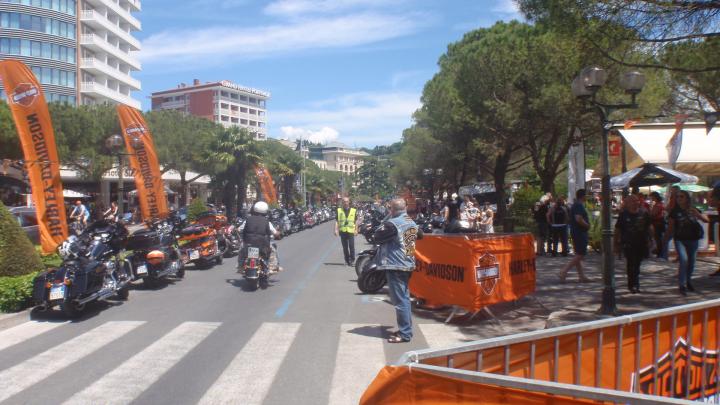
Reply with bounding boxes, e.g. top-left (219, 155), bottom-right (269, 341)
top-left (239, 201), bottom-right (281, 271)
